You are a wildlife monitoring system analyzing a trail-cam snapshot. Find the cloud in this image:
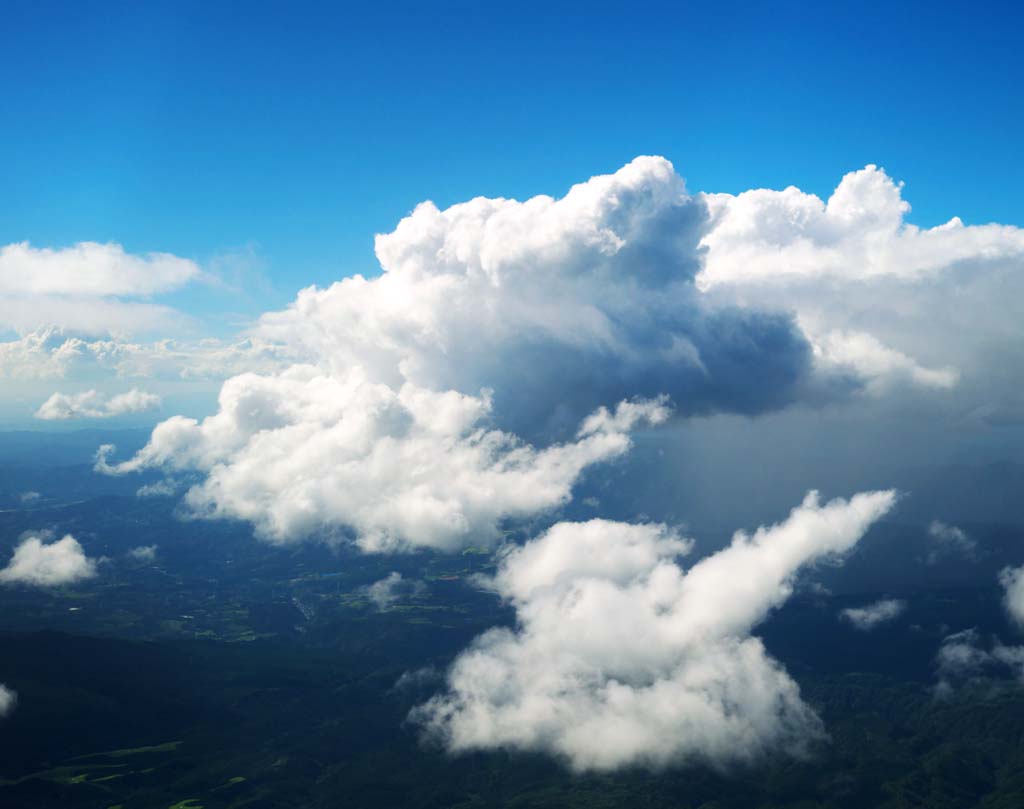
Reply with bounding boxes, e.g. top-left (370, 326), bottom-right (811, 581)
top-left (0, 241), bottom-right (198, 297)
top-left (19, 491), bottom-right (40, 504)
top-left (999, 565), bottom-right (1024, 626)
top-left (96, 374), bottom-right (670, 550)
top-left (0, 241), bottom-right (200, 336)
top-left (253, 156), bottom-right (818, 438)
top-left (0, 327), bottom-right (294, 381)
top-left (812, 331), bottom-right (958, 394)
top-left (0, 684), bottom-right (16, 718)
top-left (0, 533), bottom-right (98, 587)
top-left (363, 572), bottom-right (426, 610)
top-left (93, 158), bottom-right (896, 550)
top-left (35, 388), bottom-right (161, 420)
top-left (136, 479), bottom-right (178, 498)
top-left (927, 520), bottom-right (976, 564)
top-left (699, 165), bottom-right (1024, 286)
top-left (8, 159), bottom-right (1022, 425)
top-left (699, 164), bottom-right (1024, 403)
top-left (840, 598), bottom-right (906, 630)
top-left (412, 489), bottom-right (896, 771)
top-left (934, 629), bottom-right (1024, 697)
top-left (128, 545), bottom-right (158, 562)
